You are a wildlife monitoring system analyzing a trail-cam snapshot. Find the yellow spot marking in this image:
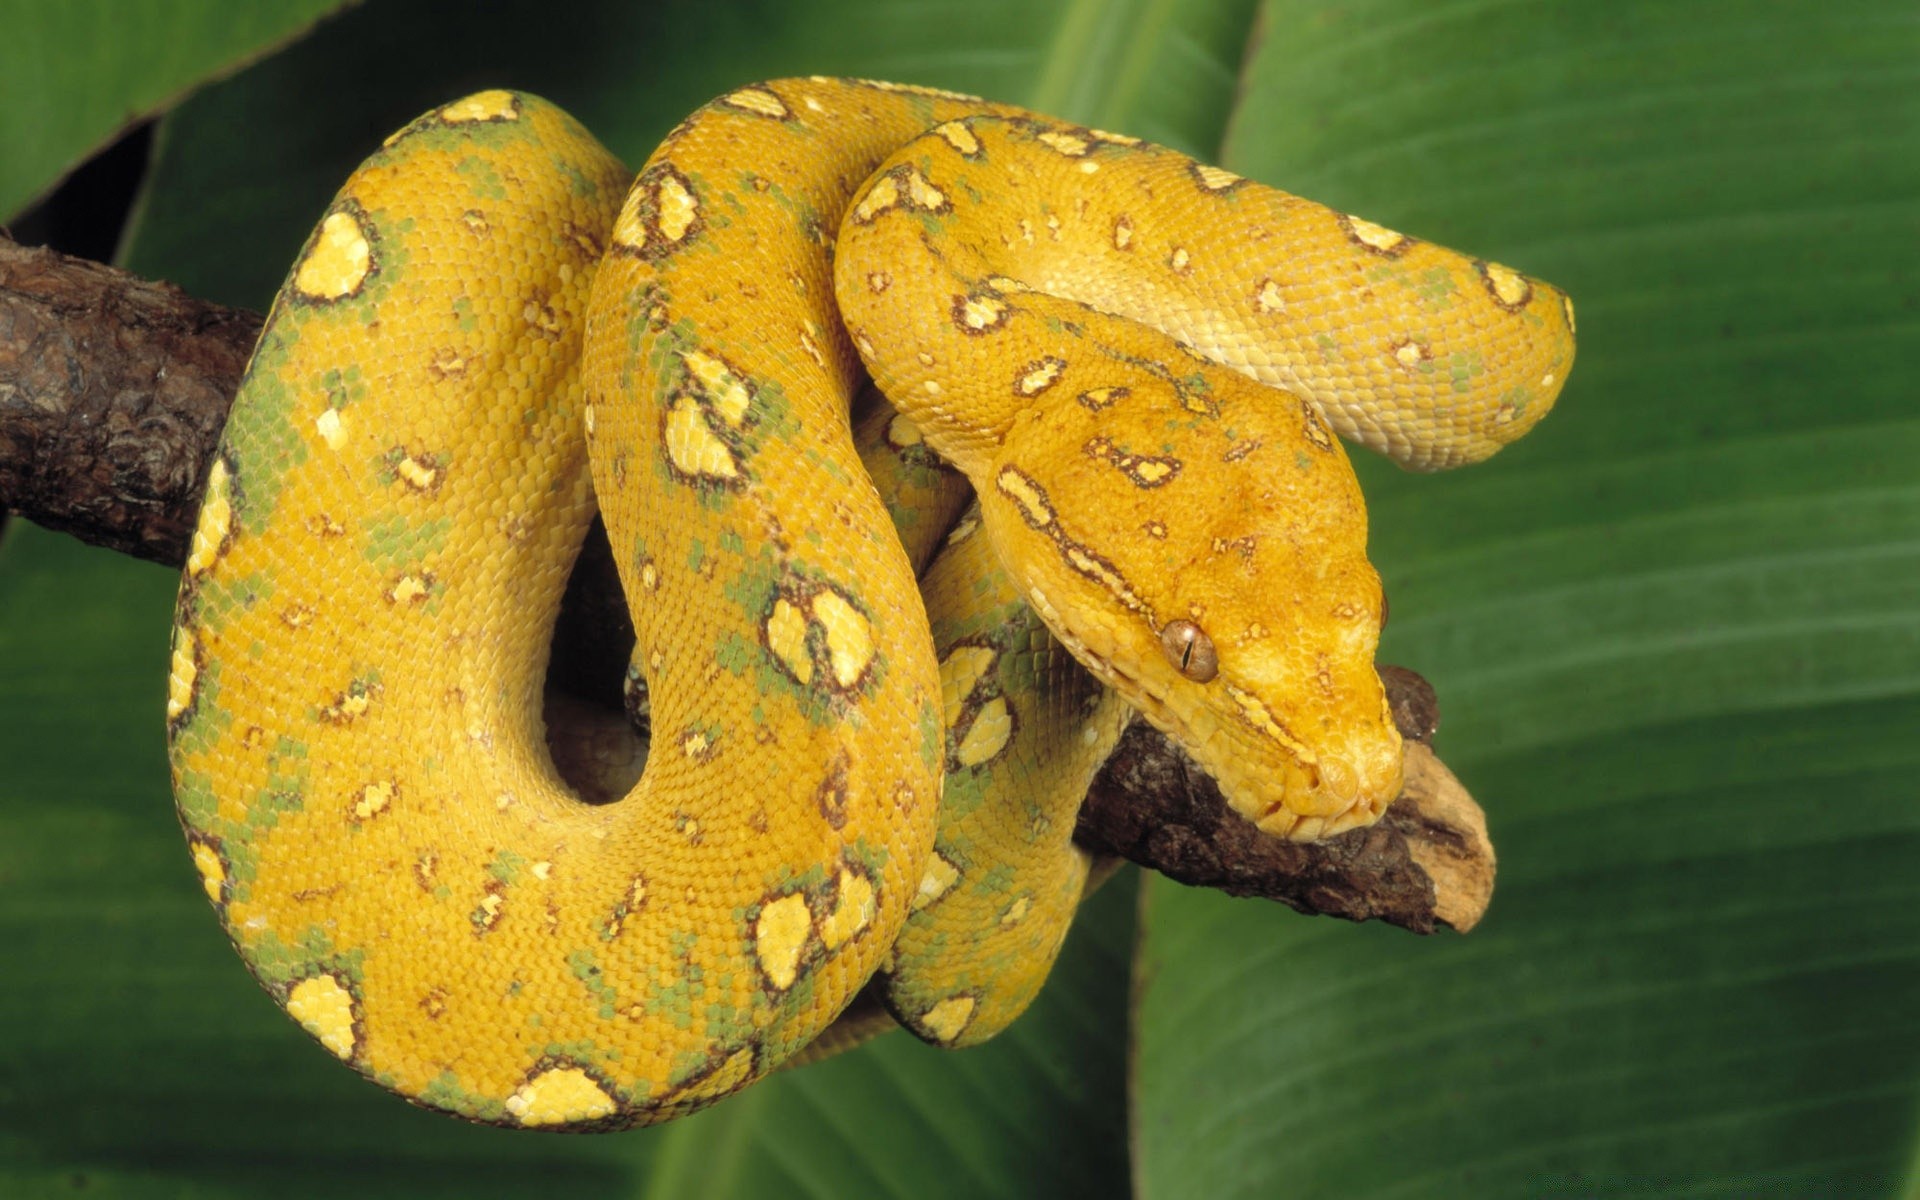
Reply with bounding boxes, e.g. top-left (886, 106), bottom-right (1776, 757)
top-left (934, 121), bottom-right (980, 155)
top-left (852, 173), bottom-right (900, 222)
top-left (812, 590), bottom-right (874, 688)
top-left (664, 395), bottom-right (739, 479)
top-left (955, 696), bottom-right (1013, 767)
top-left (531, 861), bottom-right (552, 881)
top-left (1133, 459), bottom-right (1175, 484)
top-left (1078, 160), bottom-right (1100, 175)
top-left (322, 686), bottom-right (370, 723)
top-left (754, 892), bottom-right (813, 991)
top-left (315, 406), bottom-right (347, 451)
top-left (1395, 341), bottom-right (1428, 368)
top-left (1195, 164), bottom-right (1242, 190)
top-left (1017, 357), bottom-right (1066, 395)
top-left (430, 347), bottom-right (468, 379)
top-left (1064, 545), bottom-right (1149, 614)
top-left (583, 404), bottom-right (596, 436)
top-left (996, 466), bottom-right (1054, 527)
top-left (867, 270), bottom-right (892, 293)
top-left (523, 299), bottom-right (562, 338)
top-left (395, 455), bottom-right (439, 491)
top-left (190, 840), bottom-right (224, 904)
top-left (603, 873), bottom-right (647, 940)
top-left (640, 561), bottom-right (659, 590)
top-left (1483, 260), bottom-right (1531, 306)
top-left (506, 1067), bottom-right (617, 1127)
top-left (1169, 246), bottom-right (1192, 274)
top-left (722, 86), bottom-right (789, 119)
top-left (1090, 127), bottom-right (1141, 146)
top-left (821, 869), bottom-right (875, 950)
top-left (287, 975), bottom-right (356, 1061)
top-left (766, 598), bottom-right (812, 685)
top-left (656, 174), bottom-right (698, 243)
top-left (887, 412), bottom-right (924, 447)
top-left (353, 780), bottom-right (395, 820)
top-left (293, 211), bottom-right (371, 300)
top-left (986, 275), bottom-right (1031, 293)
top-left (960, 294), bottom-right (1009, 330)
top-left (1256, 278), bottom-right (1285, 313)
top-left (681, 350), bottom-right (751, 426)
top-left (902, 167), bottom-right (947, 211)
top-left (1112, 216), bottom-right (1133, 250)
top-left (439, 90), bottom-right (518, 123)
top-left (1038, 130), bottom-right (1090, 156)
top-left (1302, 405), bottom-right (1334, 450)
top-left (921, 996), bottom-right (976, 1044)
top-left (999, 895), bottom-right (1031, 927)
top-left (1225, 684), bottom-right (1316, 762)
top-left (186, 459), bottom-right (232, 577)
top-left (913, 853), bottom-right (962, 911)
top-left (612, 191), bottom-right (649, 253)
top-left (923, 380), bottom-right (942, 395)
top-left (682, 728), bottom-right (711, 758)
top-left (1345, 214), bottom-right (1408, 254)
top-left (939, 645), bottom-right (997, 727)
